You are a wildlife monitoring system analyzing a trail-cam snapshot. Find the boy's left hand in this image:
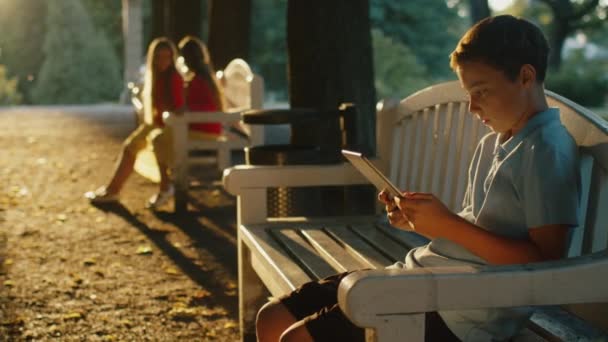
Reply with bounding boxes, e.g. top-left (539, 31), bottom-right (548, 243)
top-left (395, 192), bottom-right (456, 231)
